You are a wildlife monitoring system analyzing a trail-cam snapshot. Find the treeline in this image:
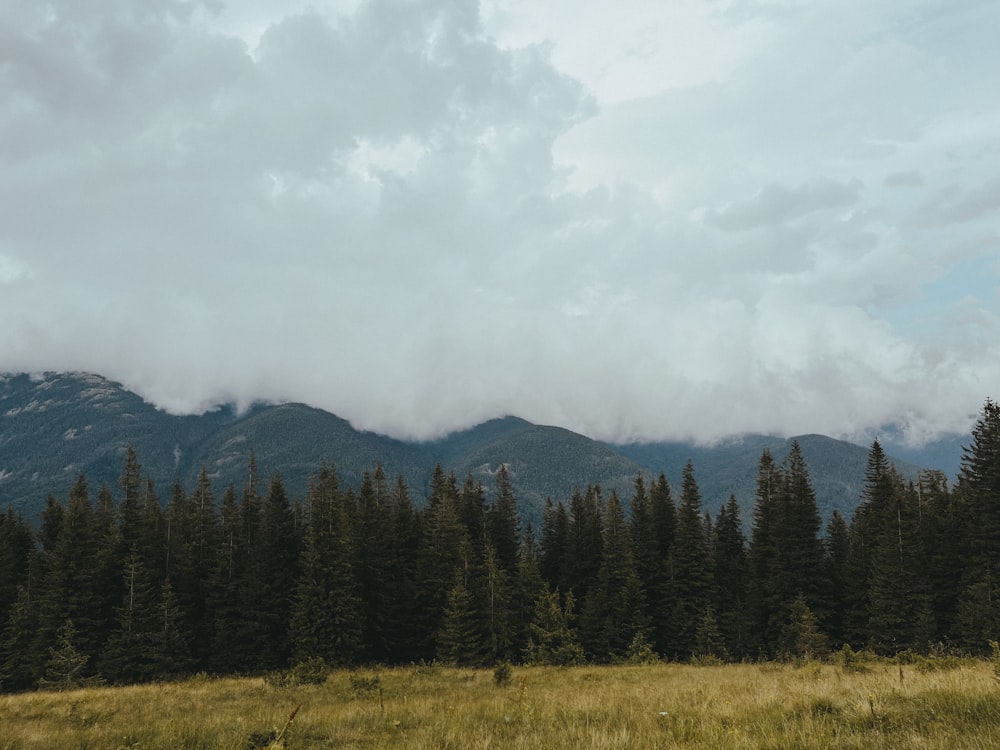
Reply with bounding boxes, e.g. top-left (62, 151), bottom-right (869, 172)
top-left (0, 401), bottom-right (998, 690)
